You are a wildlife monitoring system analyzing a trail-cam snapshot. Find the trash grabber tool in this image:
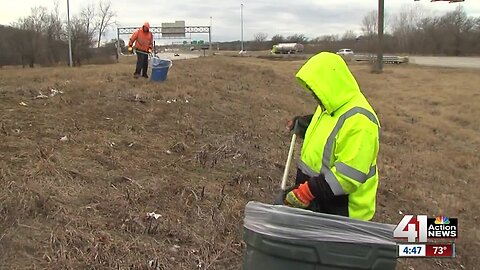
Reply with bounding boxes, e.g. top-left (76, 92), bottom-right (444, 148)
top-left (274, 124), bottom-right (297, 205)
